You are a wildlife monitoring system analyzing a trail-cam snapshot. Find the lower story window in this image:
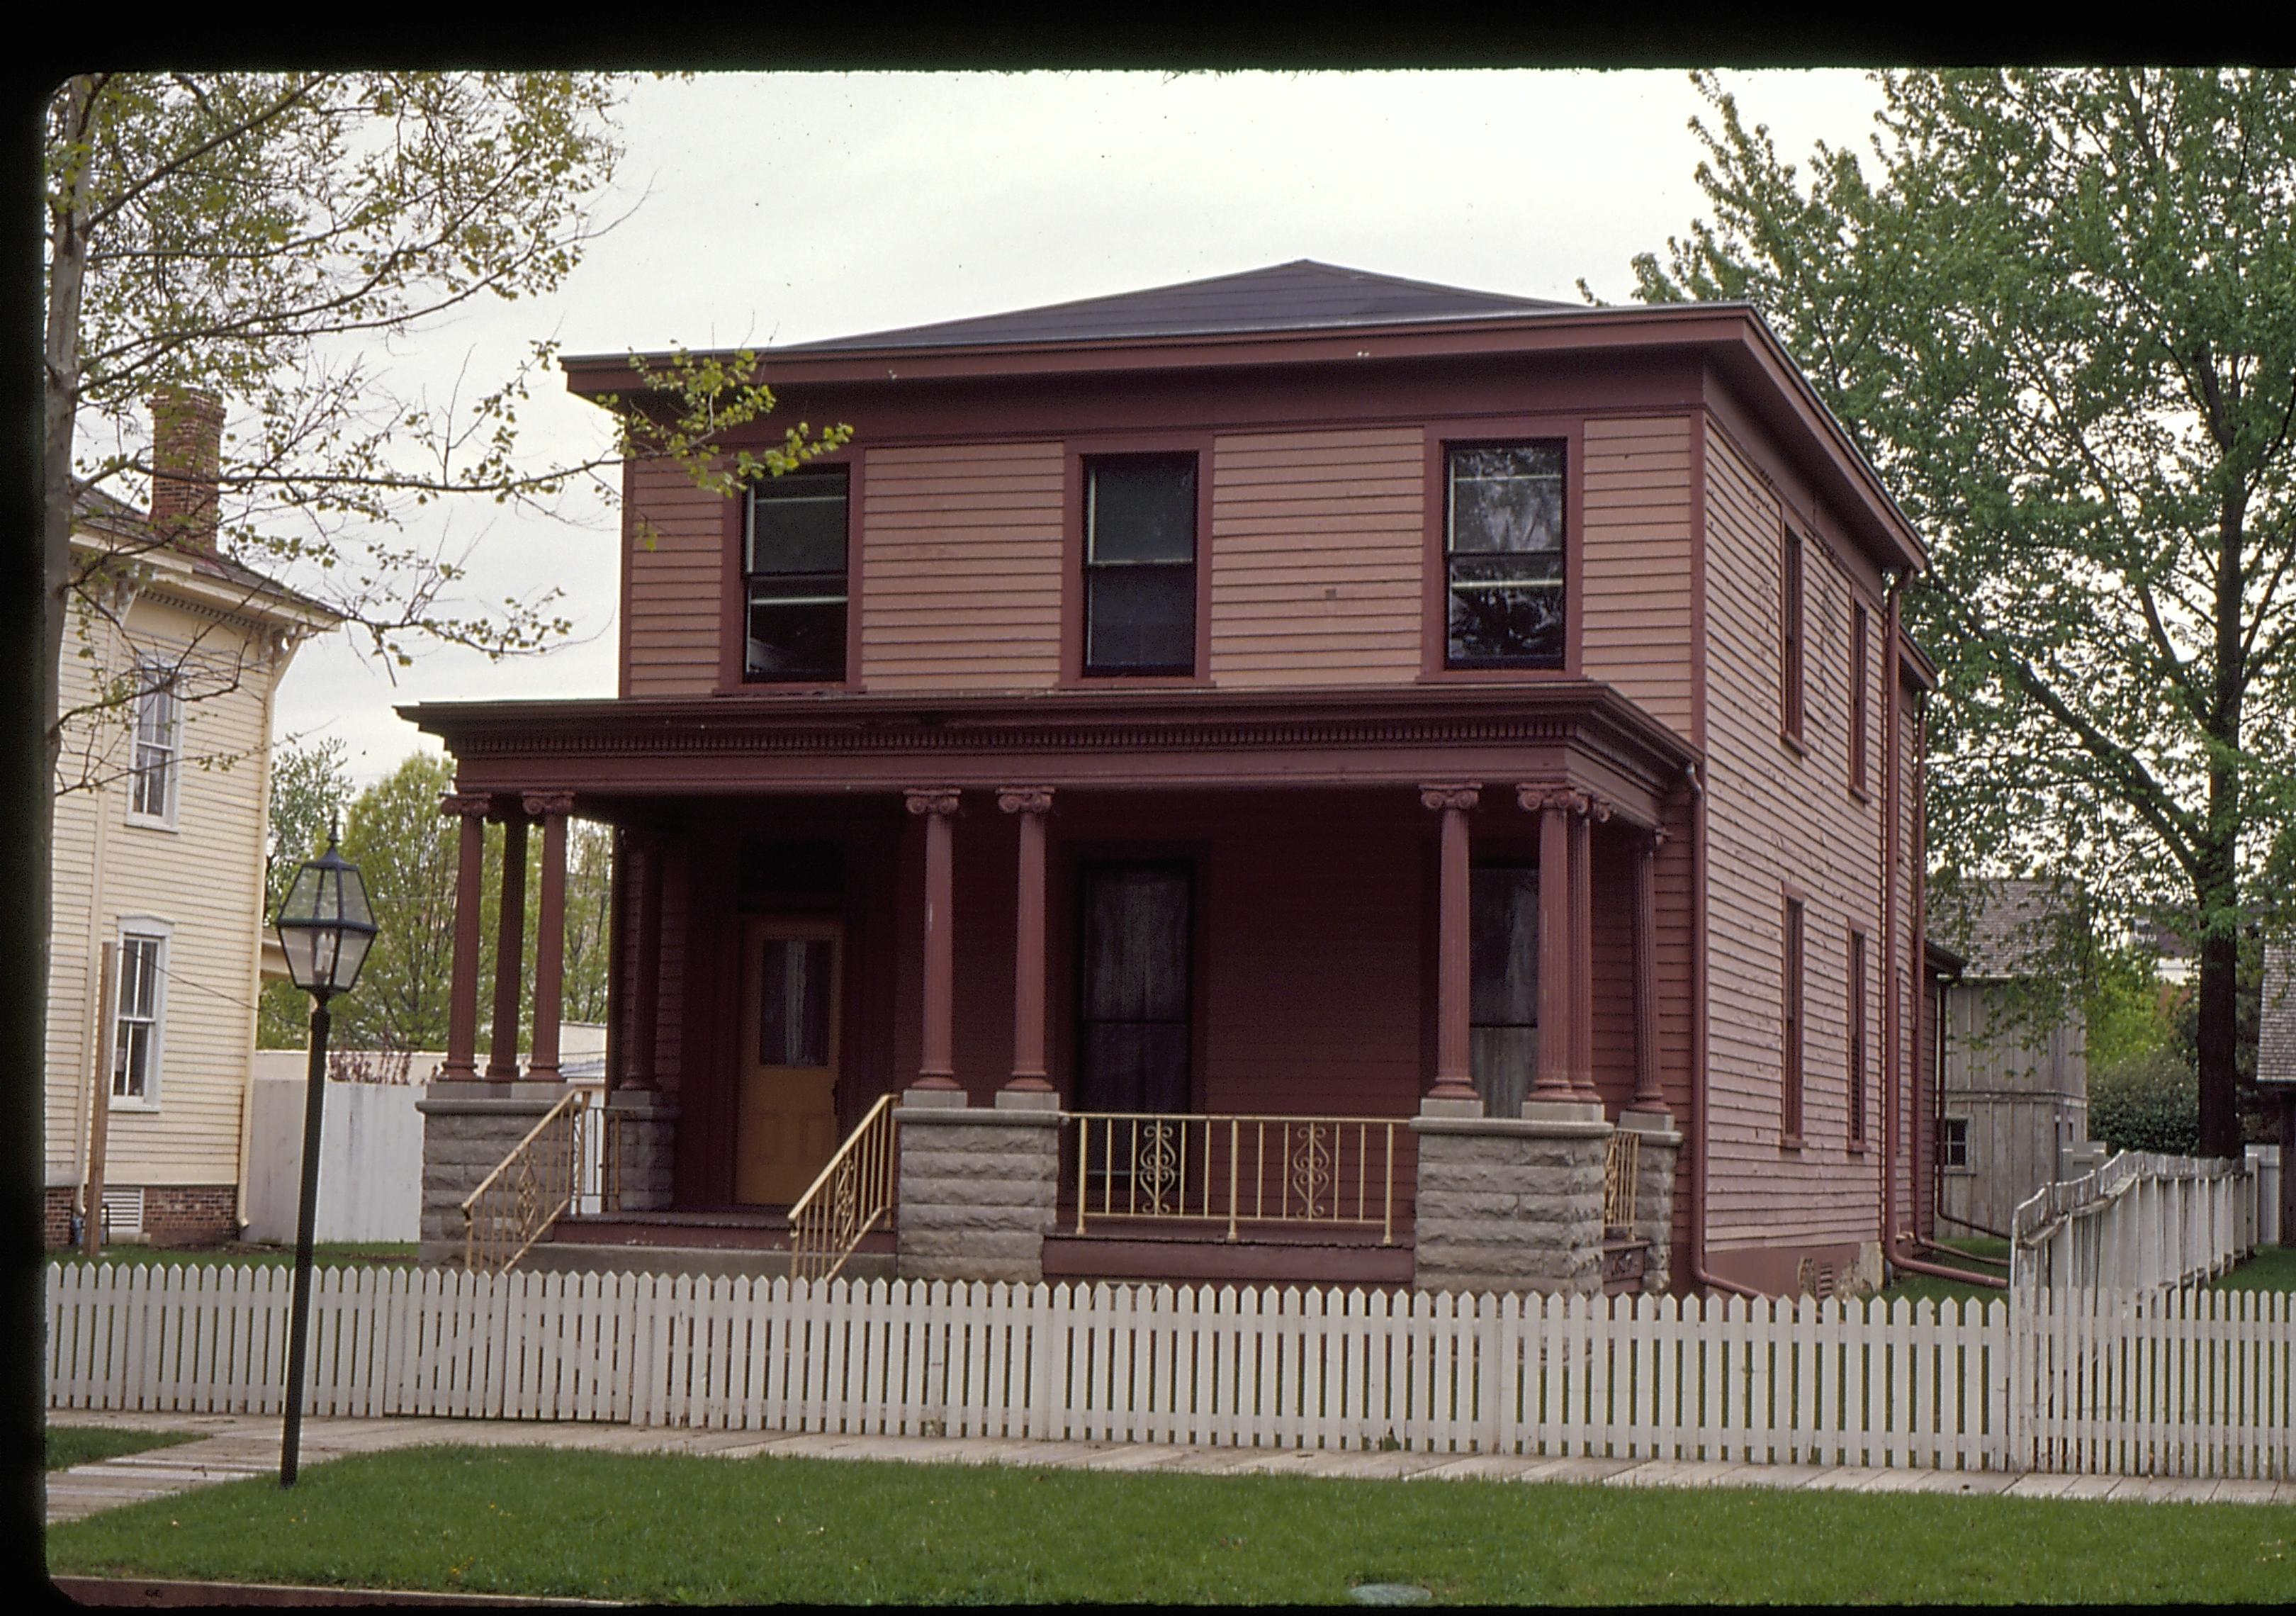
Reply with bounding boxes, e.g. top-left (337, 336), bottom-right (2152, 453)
top-left (113, 931), bottom-right (165, 1101)
top-left (1941, 1117), bottom-right (1971, 1170)
top-left (1470, 863), bottom-right (1539, 1115)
